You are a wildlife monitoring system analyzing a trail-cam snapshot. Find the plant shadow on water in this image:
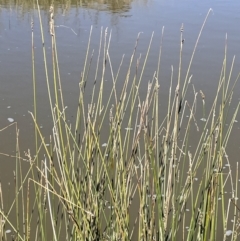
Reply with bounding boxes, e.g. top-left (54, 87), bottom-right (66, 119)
top-left (0, 2), bottom-right (240, 241)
